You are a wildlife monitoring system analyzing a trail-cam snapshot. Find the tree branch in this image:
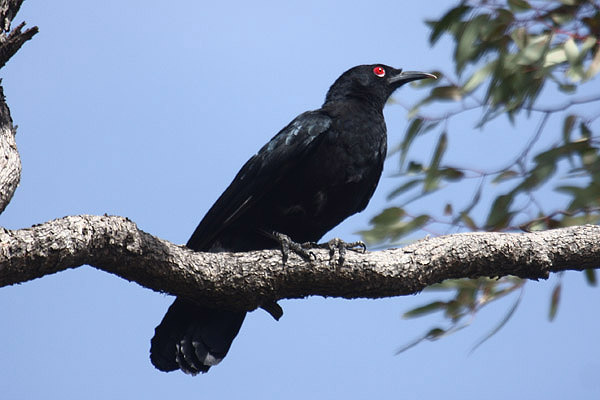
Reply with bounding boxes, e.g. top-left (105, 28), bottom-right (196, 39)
top-left (0, 0), bottom-right (37, 213)
top-left (1, 215), bottom-right (598, 311)
top-left (0, 84), bottom-right (19, 214)
top-left (0, 0), bottom-right (38, 70)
